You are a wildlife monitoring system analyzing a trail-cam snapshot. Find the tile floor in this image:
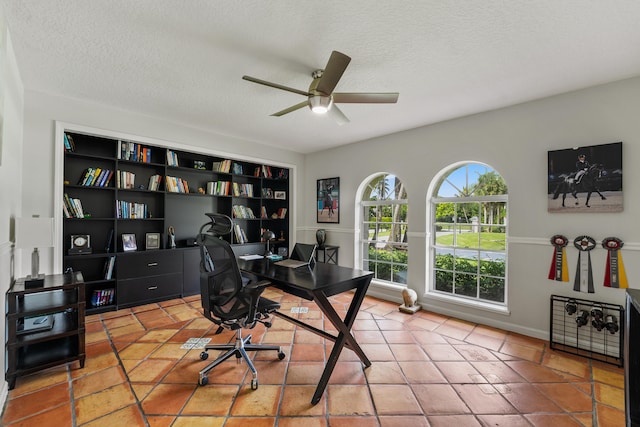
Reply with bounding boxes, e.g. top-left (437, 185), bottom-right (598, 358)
top-left (1, 290), bottom-right (626, 426)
